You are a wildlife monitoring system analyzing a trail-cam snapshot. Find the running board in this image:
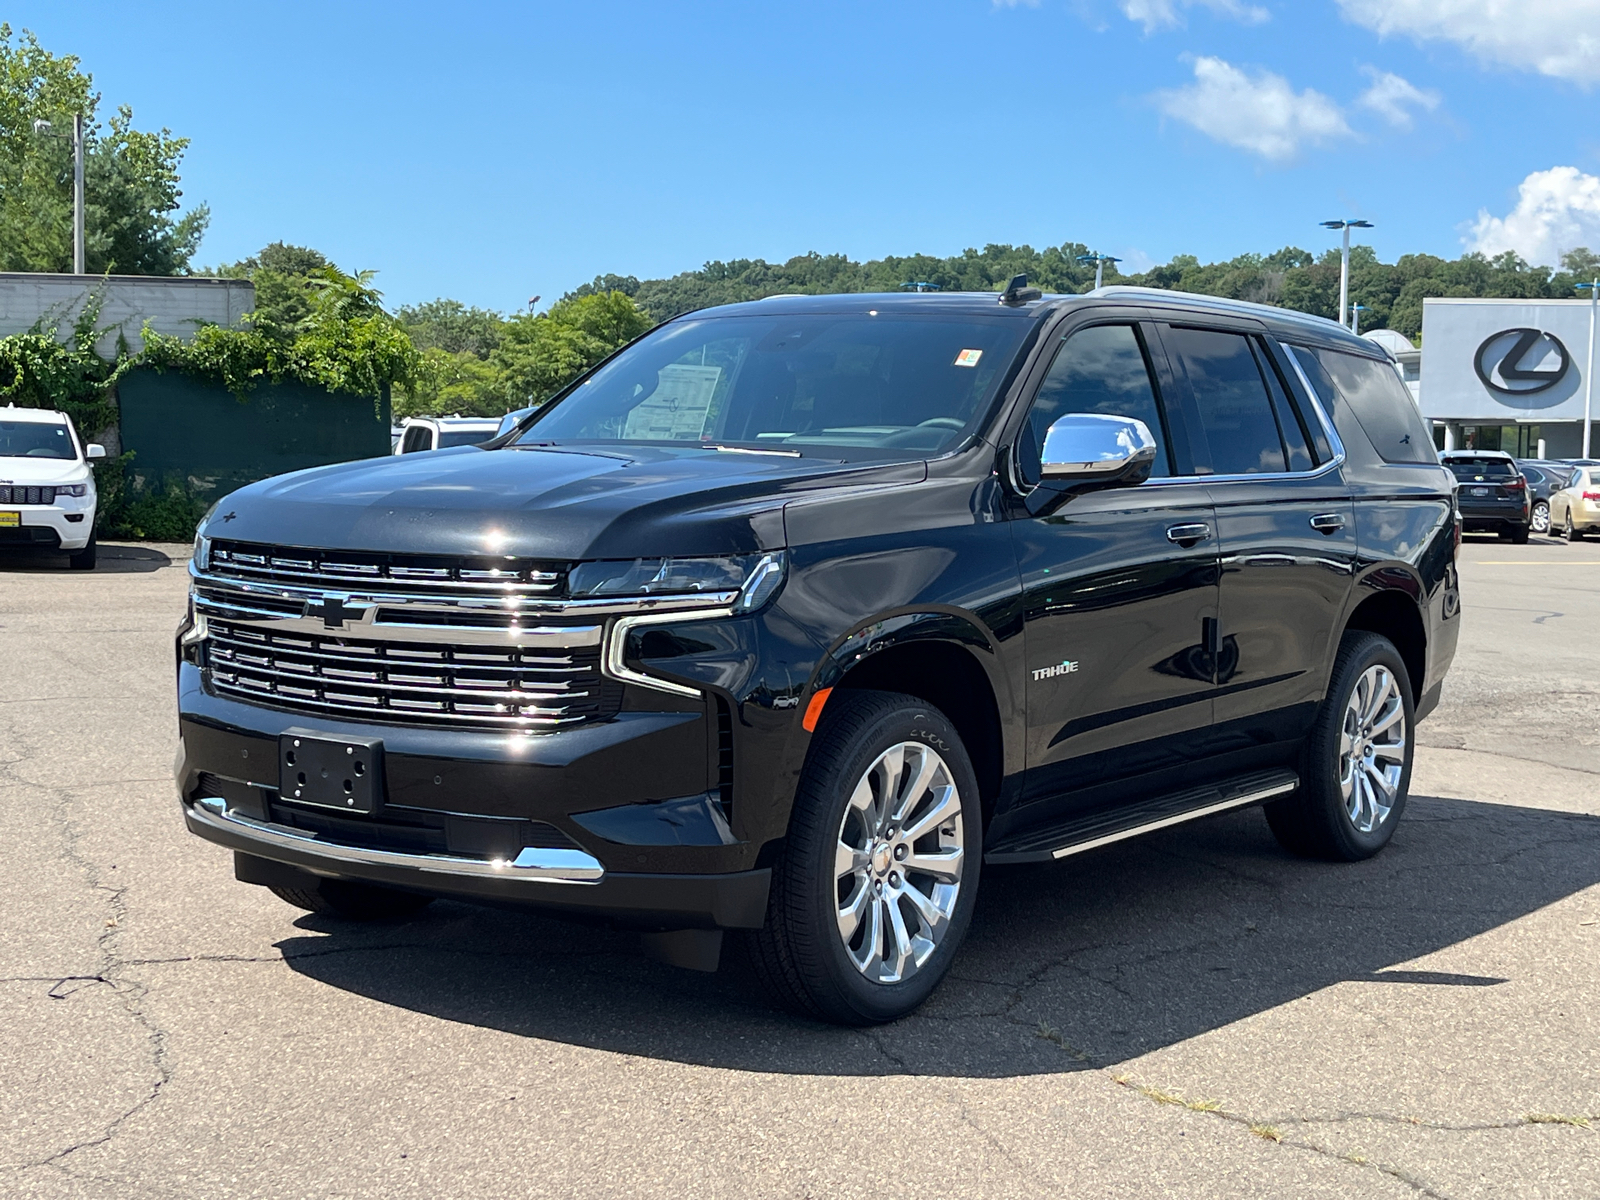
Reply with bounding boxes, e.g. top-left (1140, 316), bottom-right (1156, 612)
top-left (985, 769), bottom-right (1299, 865)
